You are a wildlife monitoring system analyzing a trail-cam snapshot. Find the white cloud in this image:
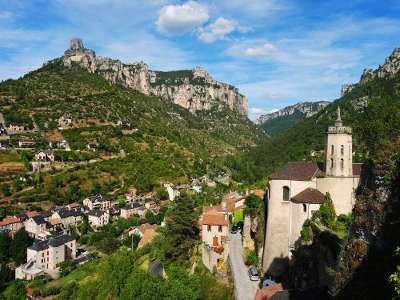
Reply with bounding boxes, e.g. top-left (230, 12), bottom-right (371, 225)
top-left (156, 1), bottom-right (209, 35)
top-left (245, 43), bottom-right (276, 57)
top-left (199, 17), bottom-right (237, 43)
top-left (0, 11), bottom-right (12, 20)
top-left (248, 107), bottom-right (279, 122)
